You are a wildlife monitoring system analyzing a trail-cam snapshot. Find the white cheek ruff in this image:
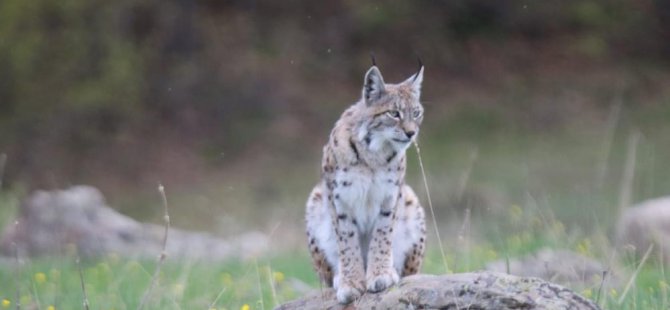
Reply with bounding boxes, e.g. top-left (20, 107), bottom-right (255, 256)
top-left (356, 125), bottom-right (368, 143)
